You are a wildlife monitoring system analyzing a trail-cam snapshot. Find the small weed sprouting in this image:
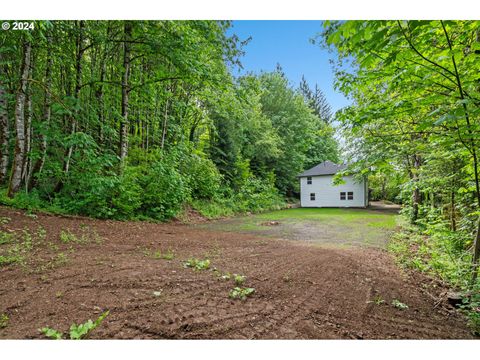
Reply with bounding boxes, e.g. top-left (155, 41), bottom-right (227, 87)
top-left (367, 295), bottom-right (385, 305)
top-left (152, 249), bottom-right (175, 260)
top-left (392, 299), bottom-right (408, 310)
top-left (0, 231), bottom-right (14, 245)
top-left (229, 287), bottom-right (255, 300)
top-left (162, 249), bottom-right (175, 260)
top-left (0, 313), bottom-right (9, 328)
top-left (183, 258), bottom-right (210, 271)
top-left (0, 255), bottom-right (21, 266)
top-left (59, 228), bottom-right (100, 245)
top-left (53, 252), bottom-right (68, 267)
top-left (220, 272), bottom-right (231, 281)
top-left (233, 274), bottom-right (246, 285)
top-left (36, 226), bottom-right (47, 241)
top-left (0, 217), bottom-right (11, 225)
top-left (41, 310), bottom-right (109, 340)
top-left (41, 327), bottom-right (63, 339)
top-left (59, 230), bottom-right (80, 244)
